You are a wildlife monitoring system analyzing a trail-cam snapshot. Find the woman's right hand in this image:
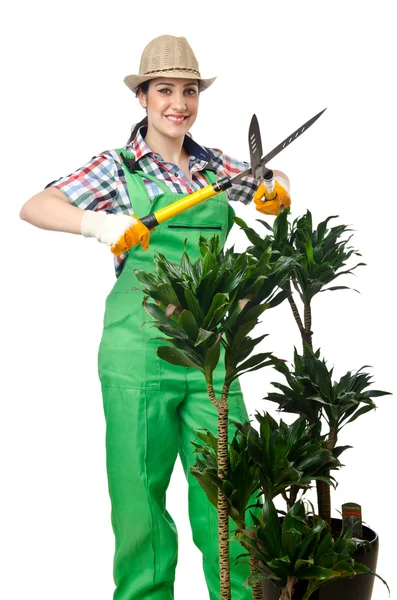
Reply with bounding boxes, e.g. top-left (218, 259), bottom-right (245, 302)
top-left (81, 211), bottom-right (151, 254)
